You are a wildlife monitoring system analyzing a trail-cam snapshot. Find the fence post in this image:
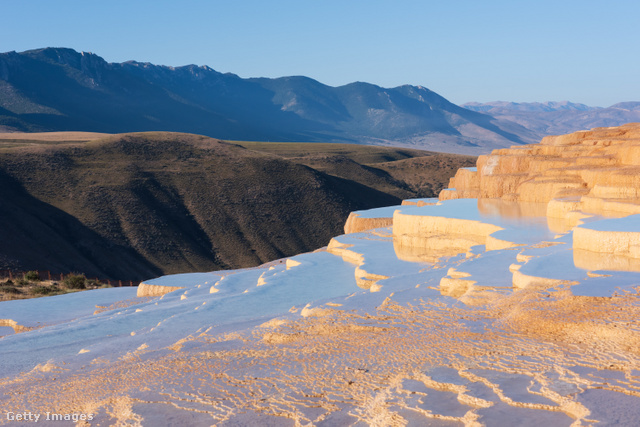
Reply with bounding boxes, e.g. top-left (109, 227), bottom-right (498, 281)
top-left (47, 271), bottom-right (51, 281)
top-left (118, 280), bottom-right (122, 287)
